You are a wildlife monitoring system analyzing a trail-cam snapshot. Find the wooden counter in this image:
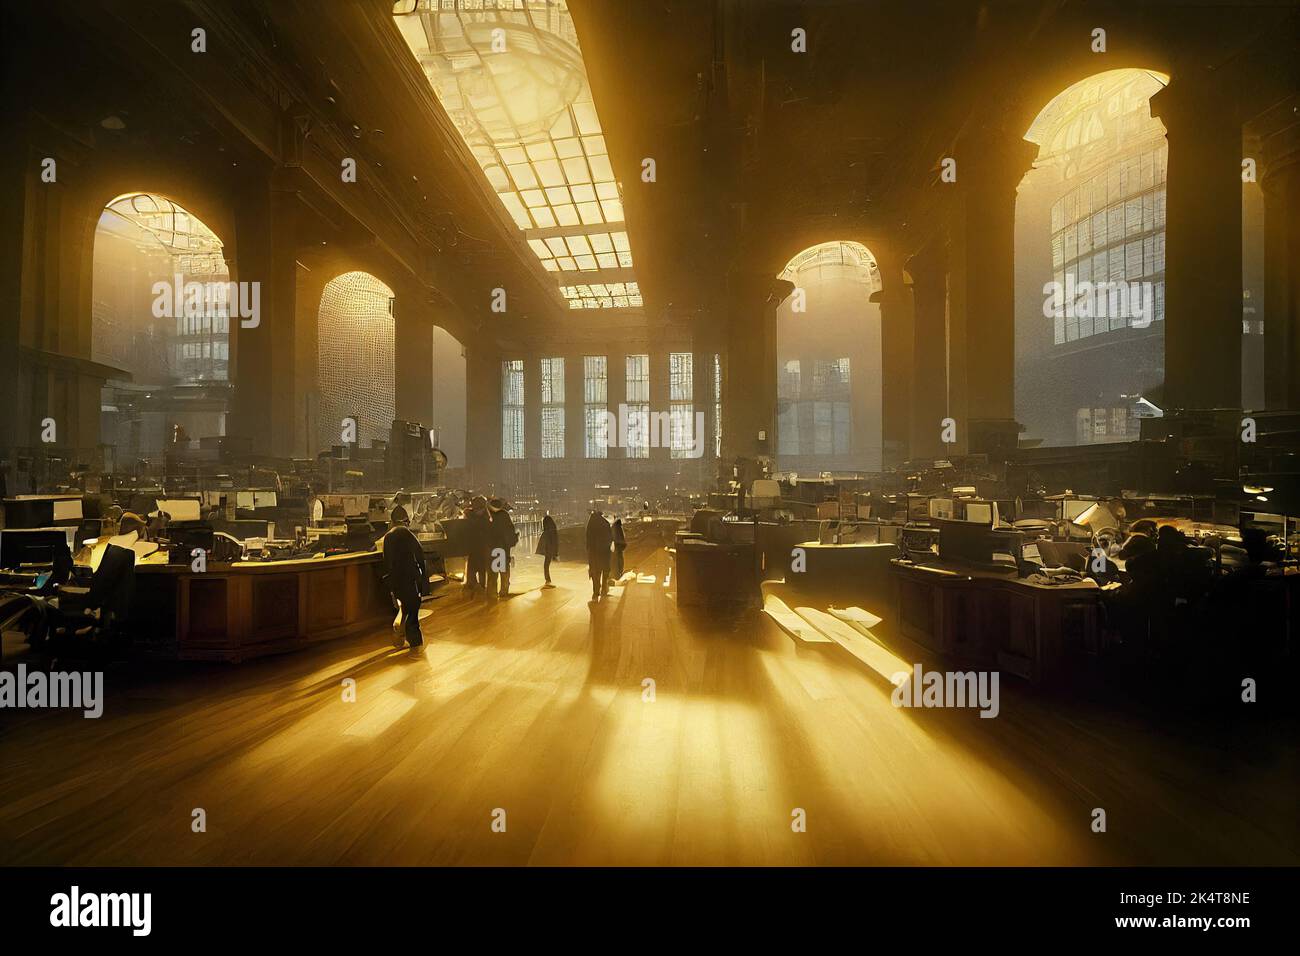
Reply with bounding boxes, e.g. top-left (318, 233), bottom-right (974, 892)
top-left (131, 550), bottom-right (394, 662)
top-left (891, 559), bottom-right (1103, 687)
